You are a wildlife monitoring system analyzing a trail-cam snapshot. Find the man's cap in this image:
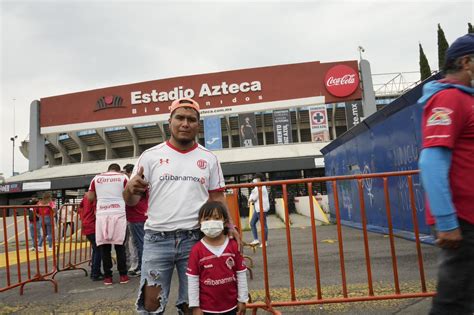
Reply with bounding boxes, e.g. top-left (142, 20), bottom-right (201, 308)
top-left (445, 33), bottom-right (474, 63)
top-left (169, 98), bottom-right (200, 115)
